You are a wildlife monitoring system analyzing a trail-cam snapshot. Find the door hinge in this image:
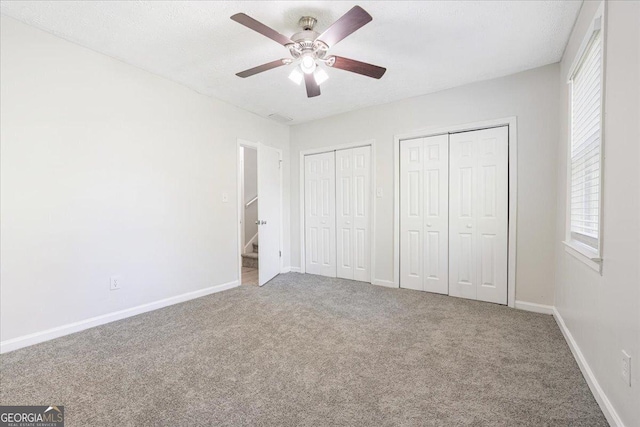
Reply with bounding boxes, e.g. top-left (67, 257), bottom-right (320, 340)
top-left (279, 251), bottom-right (282, 257)
top-left (279, 159), bottom-right (282, 169)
